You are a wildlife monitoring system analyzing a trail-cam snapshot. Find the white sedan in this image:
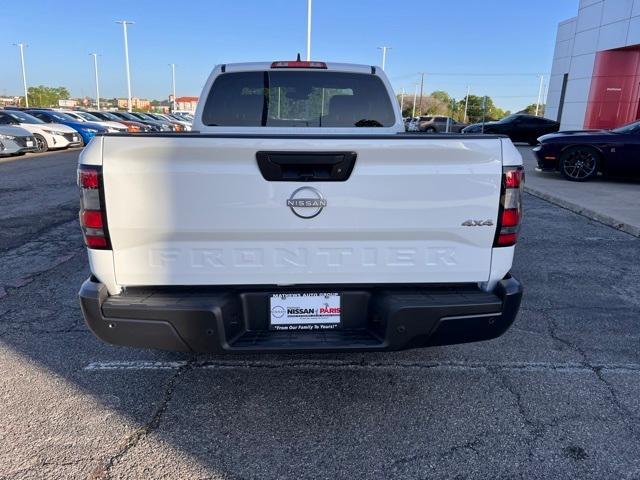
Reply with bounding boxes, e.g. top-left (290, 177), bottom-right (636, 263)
top-left (0, 110), bottom-right (82, 152)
